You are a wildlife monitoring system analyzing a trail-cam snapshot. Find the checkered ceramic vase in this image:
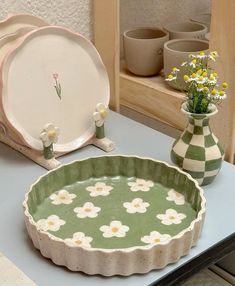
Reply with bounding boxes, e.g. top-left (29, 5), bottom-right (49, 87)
top-left (171, 103), bottom-right (224, 186)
